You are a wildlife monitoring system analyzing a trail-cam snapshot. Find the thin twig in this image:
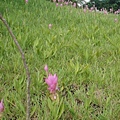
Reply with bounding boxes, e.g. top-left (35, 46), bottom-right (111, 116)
top-left (0, 14), bottom-right (31, 120)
